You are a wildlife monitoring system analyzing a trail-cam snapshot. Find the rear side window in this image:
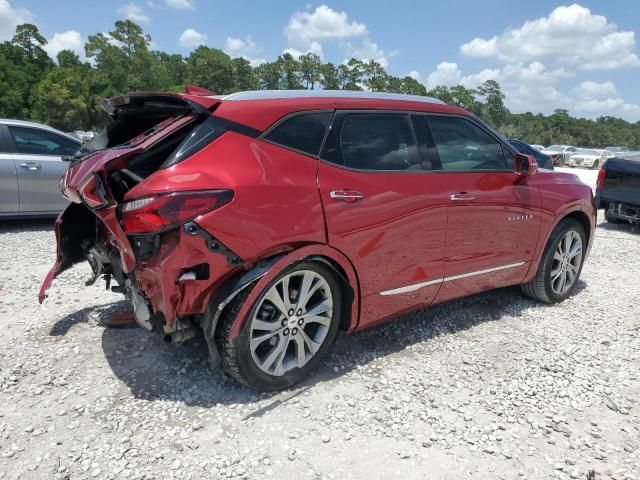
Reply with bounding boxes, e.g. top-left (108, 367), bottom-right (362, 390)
top-left (264, 112), bottom-right (332, 156)
top-left (322, 112), bottom-right (420, 171)
top-left (9, 126), bottom-right (79, 156)
top-left (162, 115), bottom-right (260, 168)
top-left (426, 116), bottom-right (507, 171)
